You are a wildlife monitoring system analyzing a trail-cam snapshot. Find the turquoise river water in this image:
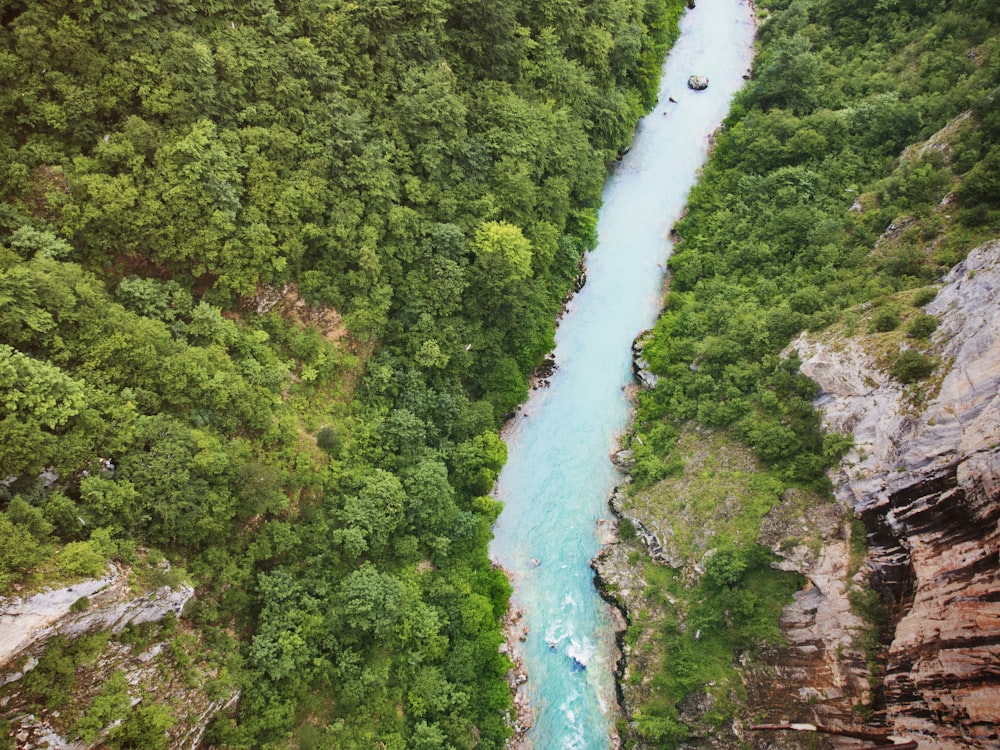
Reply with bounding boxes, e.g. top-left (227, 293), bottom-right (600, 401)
top-left (488, 2), bottom-right (756, 748)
